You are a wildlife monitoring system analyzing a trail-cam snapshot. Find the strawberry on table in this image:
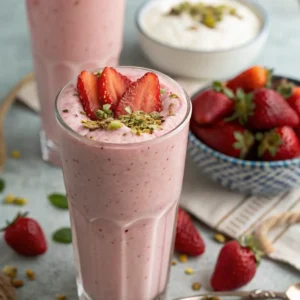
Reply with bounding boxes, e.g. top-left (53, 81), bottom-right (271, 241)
top-left (226, 66), bottom-right (271, 92)
top-left (175, 208), bottom-right (205, 256)
top-left (77, 70), bottom-right (99, 120)
top-left (192, 82), bottom-right (234, 125)
top-left (115, 72), bottom-right (162, 117)
top-left (1, 213), bottom-right (47, 256)
top-left (98, 67), bottom-right (132, 109)
top-left (231, 88), bottom-right (299, 130)
top-left (211, 237), bottom-right (262, 291)
top-left (191, 120), bottom-right (254, 159)
top-left (257, 126), bottom-right (300, 161)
